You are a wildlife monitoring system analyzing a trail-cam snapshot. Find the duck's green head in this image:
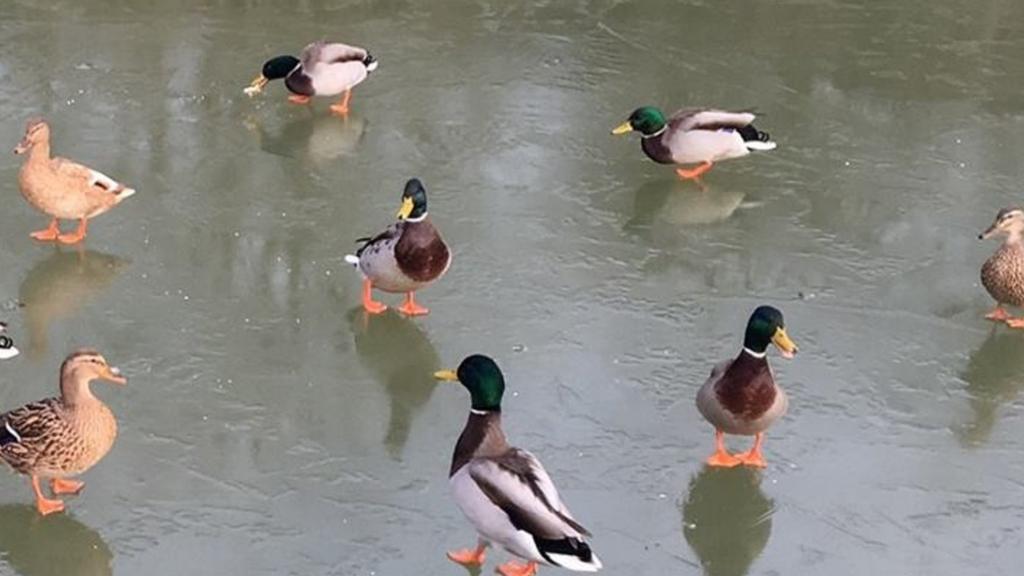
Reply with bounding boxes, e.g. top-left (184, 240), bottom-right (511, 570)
top-left (434, 354), bottom-right (505, 411)
top-left (743, 306), bottom-right (798, 358)
top-left (612, 106), bottom-right (668, 137)
top-left (397, 178), bottom-right (429, 221)
top-left (246, 55), bottom-right (300, 94)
